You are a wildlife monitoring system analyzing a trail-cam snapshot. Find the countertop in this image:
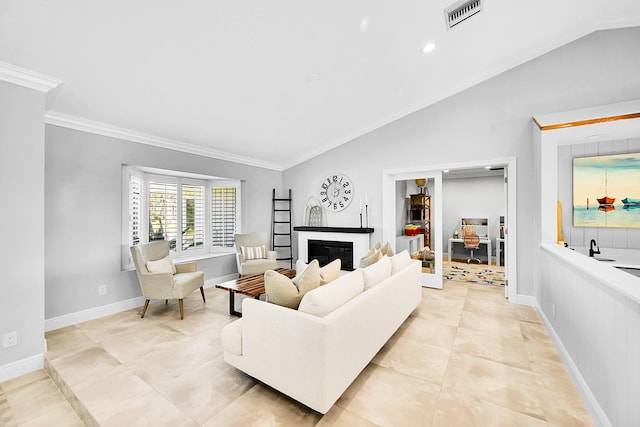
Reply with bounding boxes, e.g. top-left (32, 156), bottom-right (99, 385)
top-left (541, 244), bottom-right (640, 304)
